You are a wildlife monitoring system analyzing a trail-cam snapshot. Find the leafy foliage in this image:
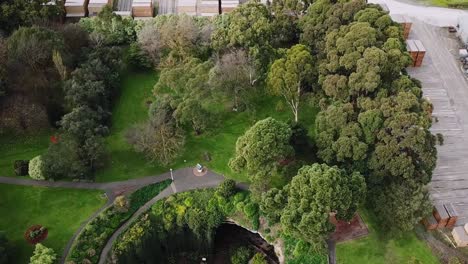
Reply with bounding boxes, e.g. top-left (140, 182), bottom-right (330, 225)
top-left (28, 156), bottom-right (45, 180)
top-left (30, 243), bottom-right (56, 264)
top-left (68, 180), bottom-right (171, 264)
top-left (280, 164), bottom-right (366, 243)
top-left (268, 44), bottom-right (315, 122)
